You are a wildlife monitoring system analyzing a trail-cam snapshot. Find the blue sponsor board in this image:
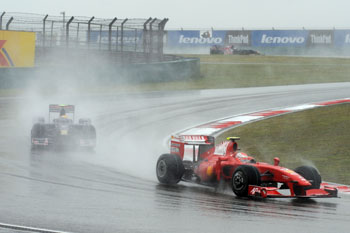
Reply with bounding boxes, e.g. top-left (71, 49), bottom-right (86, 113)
top-left (307, 30), bottom-right (333, 47)
top-left (165, 29), bottom-right (350, 50)
top-left (89, 30), bottom-right (143, 45)
top-left (167, 30), bottom-right (226, 47)
top-left (252, 30), bottom-right (308, 47)
top-left (334, 30), bottom-right (350, 47)
top-left (225, 30), bottom-right (251, 46)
